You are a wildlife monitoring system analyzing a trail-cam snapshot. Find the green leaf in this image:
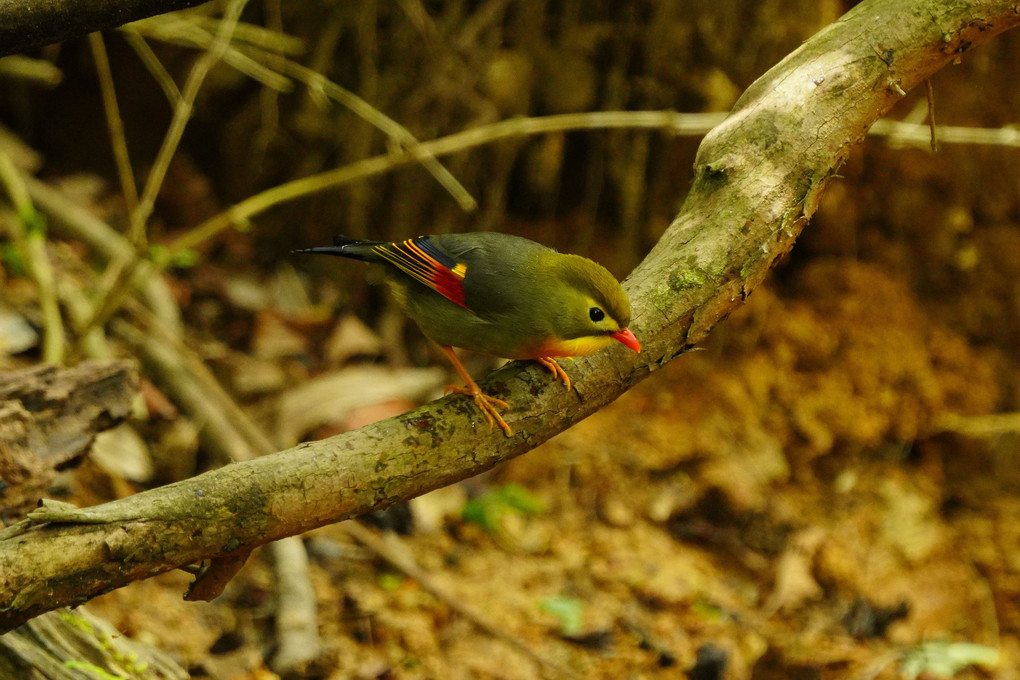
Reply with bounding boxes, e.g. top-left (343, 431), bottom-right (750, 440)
top-left (148, 244), bottom-right (171, 268)
top-left (691, 598), bottom-right (728, 622)
top-left (539, 595), bottom-right (585, 637)
top-left (1, 242), bottom-right (26, 275)
top-left (20, 207), bottom-right (46, 236)
top-left (461, 483), bottom-right (544, 534)
top-left (148, 245), bottom-right (200, 269)
top-left (377, 572), bottom-right (405, 591)
top-left (171, 248), bottom-right (200, 268)
top-left (499, 483), bottom-right (545, 514)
